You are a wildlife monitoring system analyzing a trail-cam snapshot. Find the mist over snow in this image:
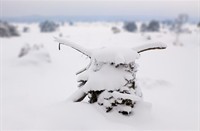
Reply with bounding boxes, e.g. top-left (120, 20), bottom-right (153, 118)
top-left (1, 0), bottom-right (199, 22)
top-left (1, 21), bottom-right (200, 130)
